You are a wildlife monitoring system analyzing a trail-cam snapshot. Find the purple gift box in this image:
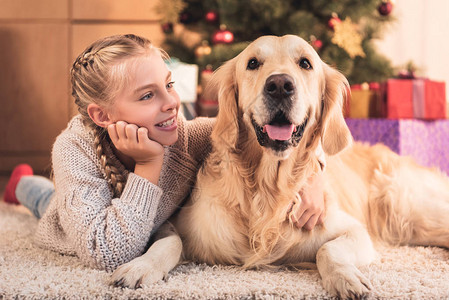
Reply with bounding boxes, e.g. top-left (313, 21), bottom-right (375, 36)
top-left (345, 118), bottom-right (449, 175)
